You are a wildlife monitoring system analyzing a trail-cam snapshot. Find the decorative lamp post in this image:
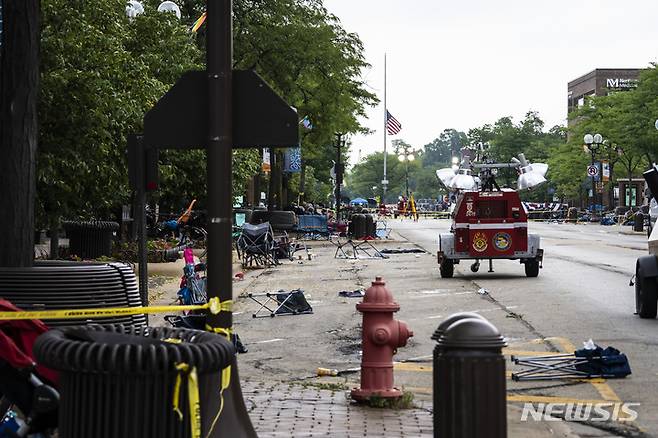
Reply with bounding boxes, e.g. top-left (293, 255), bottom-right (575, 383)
top-left (157, 1), bottom-right (182, 18)
top-left (583, 133), bottom-right (604, 212)
top-left (126, 0), bottom-right (144, 18)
